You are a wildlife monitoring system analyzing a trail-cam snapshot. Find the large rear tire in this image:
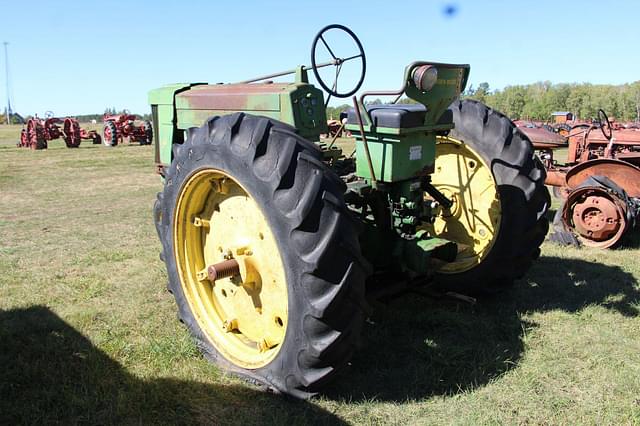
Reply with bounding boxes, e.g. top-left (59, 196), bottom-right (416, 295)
top-left (432, 100), bottom-right (550, 293)
top-left (154, 113), bottom-right (368, 398)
